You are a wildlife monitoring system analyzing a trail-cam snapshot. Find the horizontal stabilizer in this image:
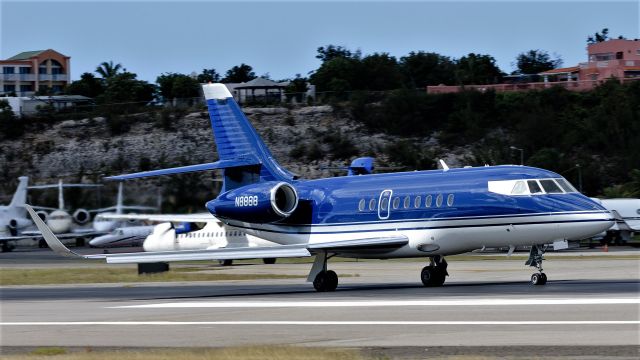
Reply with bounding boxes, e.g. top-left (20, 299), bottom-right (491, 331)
top-left (24, 205), bottom-right (91, 259)
top-left (105, 157), bottom-right (261, 181)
